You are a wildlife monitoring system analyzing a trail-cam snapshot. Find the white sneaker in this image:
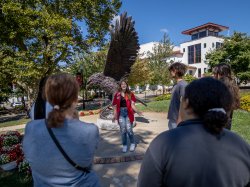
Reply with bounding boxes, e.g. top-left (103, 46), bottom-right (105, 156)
top-left (130, 144), bottom-right (136, 152)
top-left (122, 145), bottom-right (127, 153)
